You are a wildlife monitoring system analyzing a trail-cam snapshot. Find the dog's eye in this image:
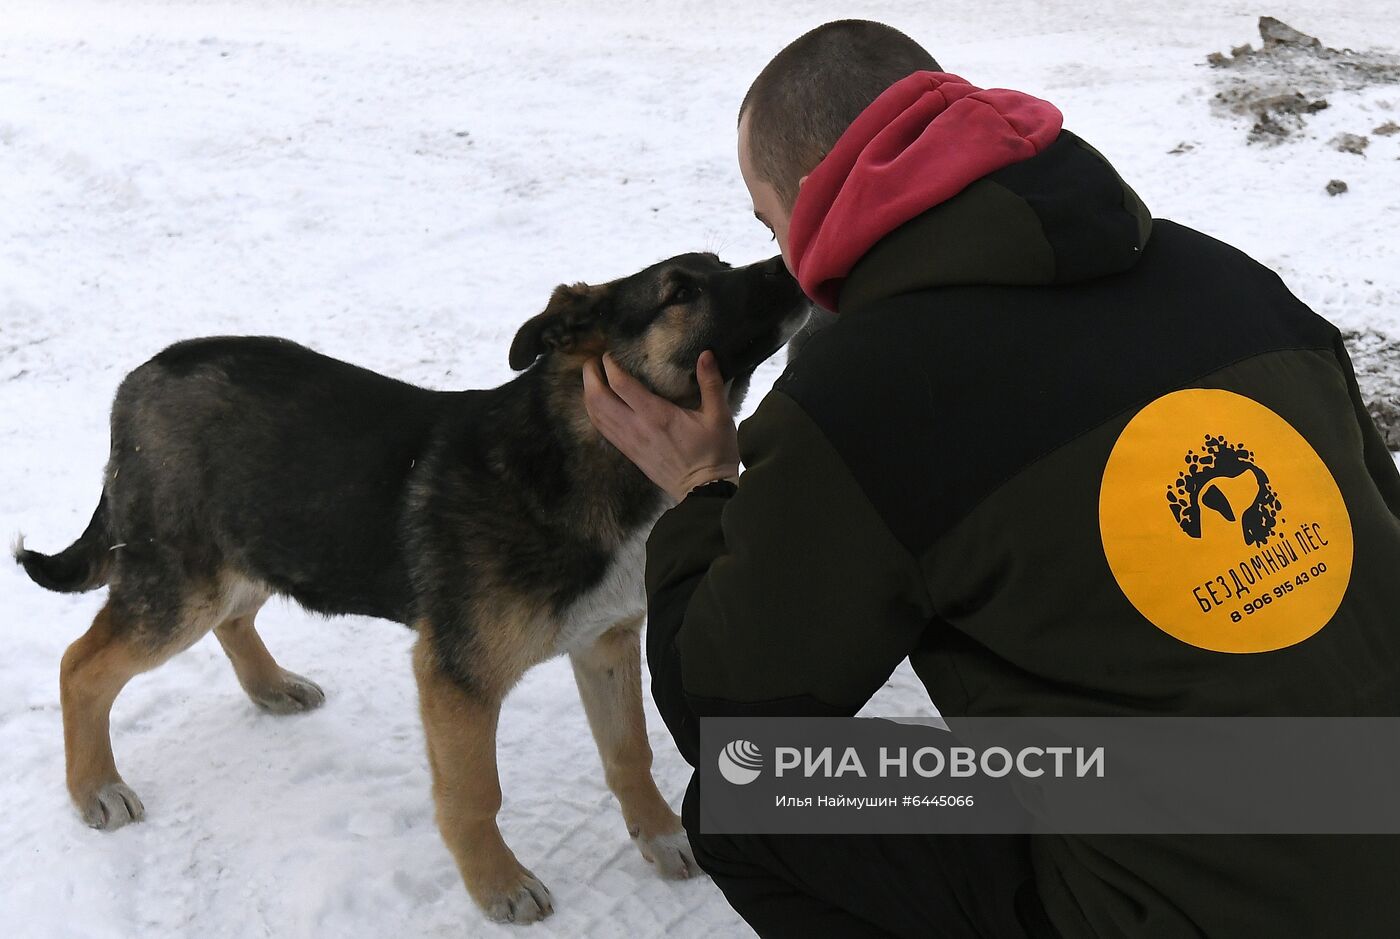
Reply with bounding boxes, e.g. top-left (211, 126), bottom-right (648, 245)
top-left (668, 284), bottom-right (701, 306)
